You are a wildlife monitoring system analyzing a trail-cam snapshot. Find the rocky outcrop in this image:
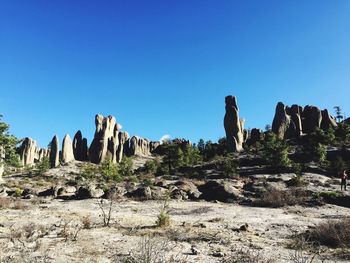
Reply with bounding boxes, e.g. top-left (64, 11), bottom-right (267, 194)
top-left (246, 128), bottom-right (264, 145)
top-left (321, 109), bottom-right (337, 130)
top-left (290, 104), bottom-right (303, 136)
top-left (73, 131), bottom-right (88, 161)
top-left (272, 102), bottom-right (296, 139)
top-left (198, 180), bottom-right (243, 202)
top-left (62, 134), bottom-right (74, 163)
top-left (19, 137), bottom-right (37, 166)
top-left (224, 96), bottom-right (244, 152)
top-left (89, 115), bottom-right (119, 164)
top-left (49, 135), bottom-right (59, 168)
top-left (302, 105), bottom-right (322, 133)
top-left (116, 131), bottom-right (129, 163)
top-left (271, 103), bottom-right (337, 139)
top-left (38, 148), bottom-right (49, 162)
